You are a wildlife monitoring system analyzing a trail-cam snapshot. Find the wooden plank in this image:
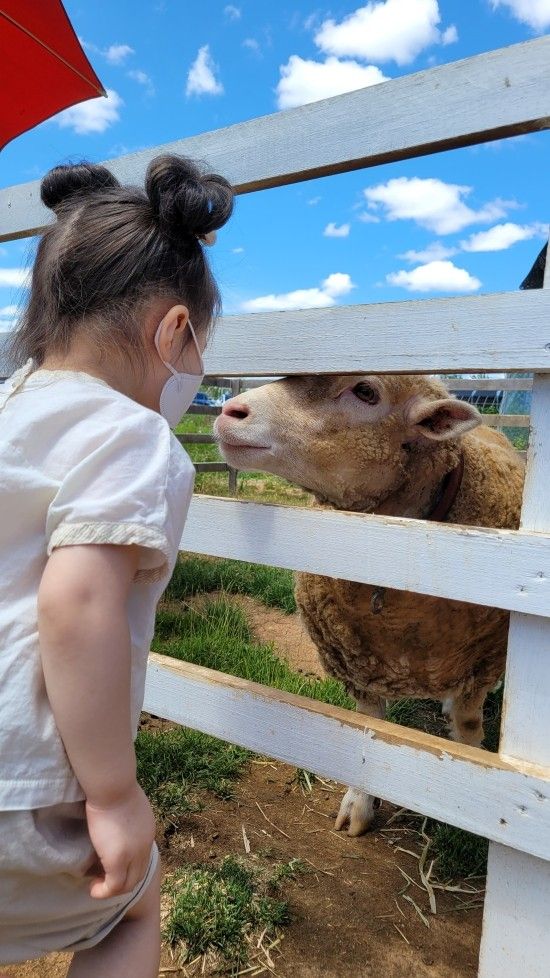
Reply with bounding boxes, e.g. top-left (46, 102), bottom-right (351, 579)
top-left (240, 378), bottom-right (533, 392)
top-left (479, 847), bottom-right (550, 978)
top-left (181, 496), bottom-right (550, 618)
top-left (482, 415), bottom-right (530, 428)
top-left (478, 244), bottom-right (550, 976)
top-left (177, 434), bottom-right (216, 444)
top-left (143, 654), bottom-right (550, 863)
top-left (193, 462), bottom-right (227, 473)
top-left (201, 291), bottom-right (550, 375)
top-left (186, 405), bottom-right (221, 417)
top-left (2, 38), bottom-right (550, 242)
top-left (444, 378), bottom-right (532, 392)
